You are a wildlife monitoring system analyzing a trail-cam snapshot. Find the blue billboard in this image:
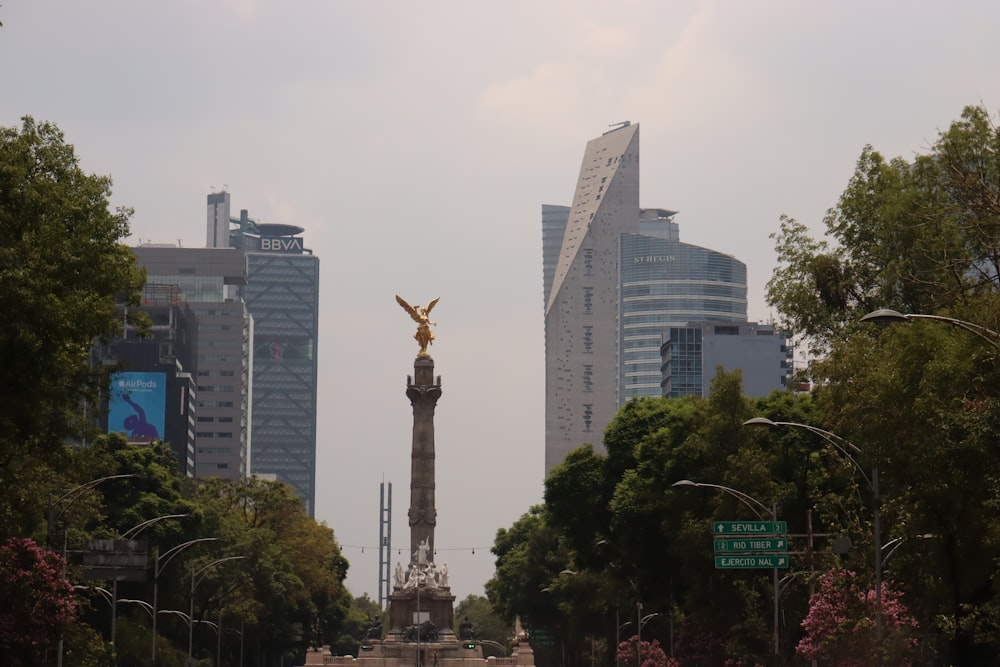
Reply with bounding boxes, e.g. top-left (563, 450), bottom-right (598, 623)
top-left (108, 372), bottom-right (166, 442)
